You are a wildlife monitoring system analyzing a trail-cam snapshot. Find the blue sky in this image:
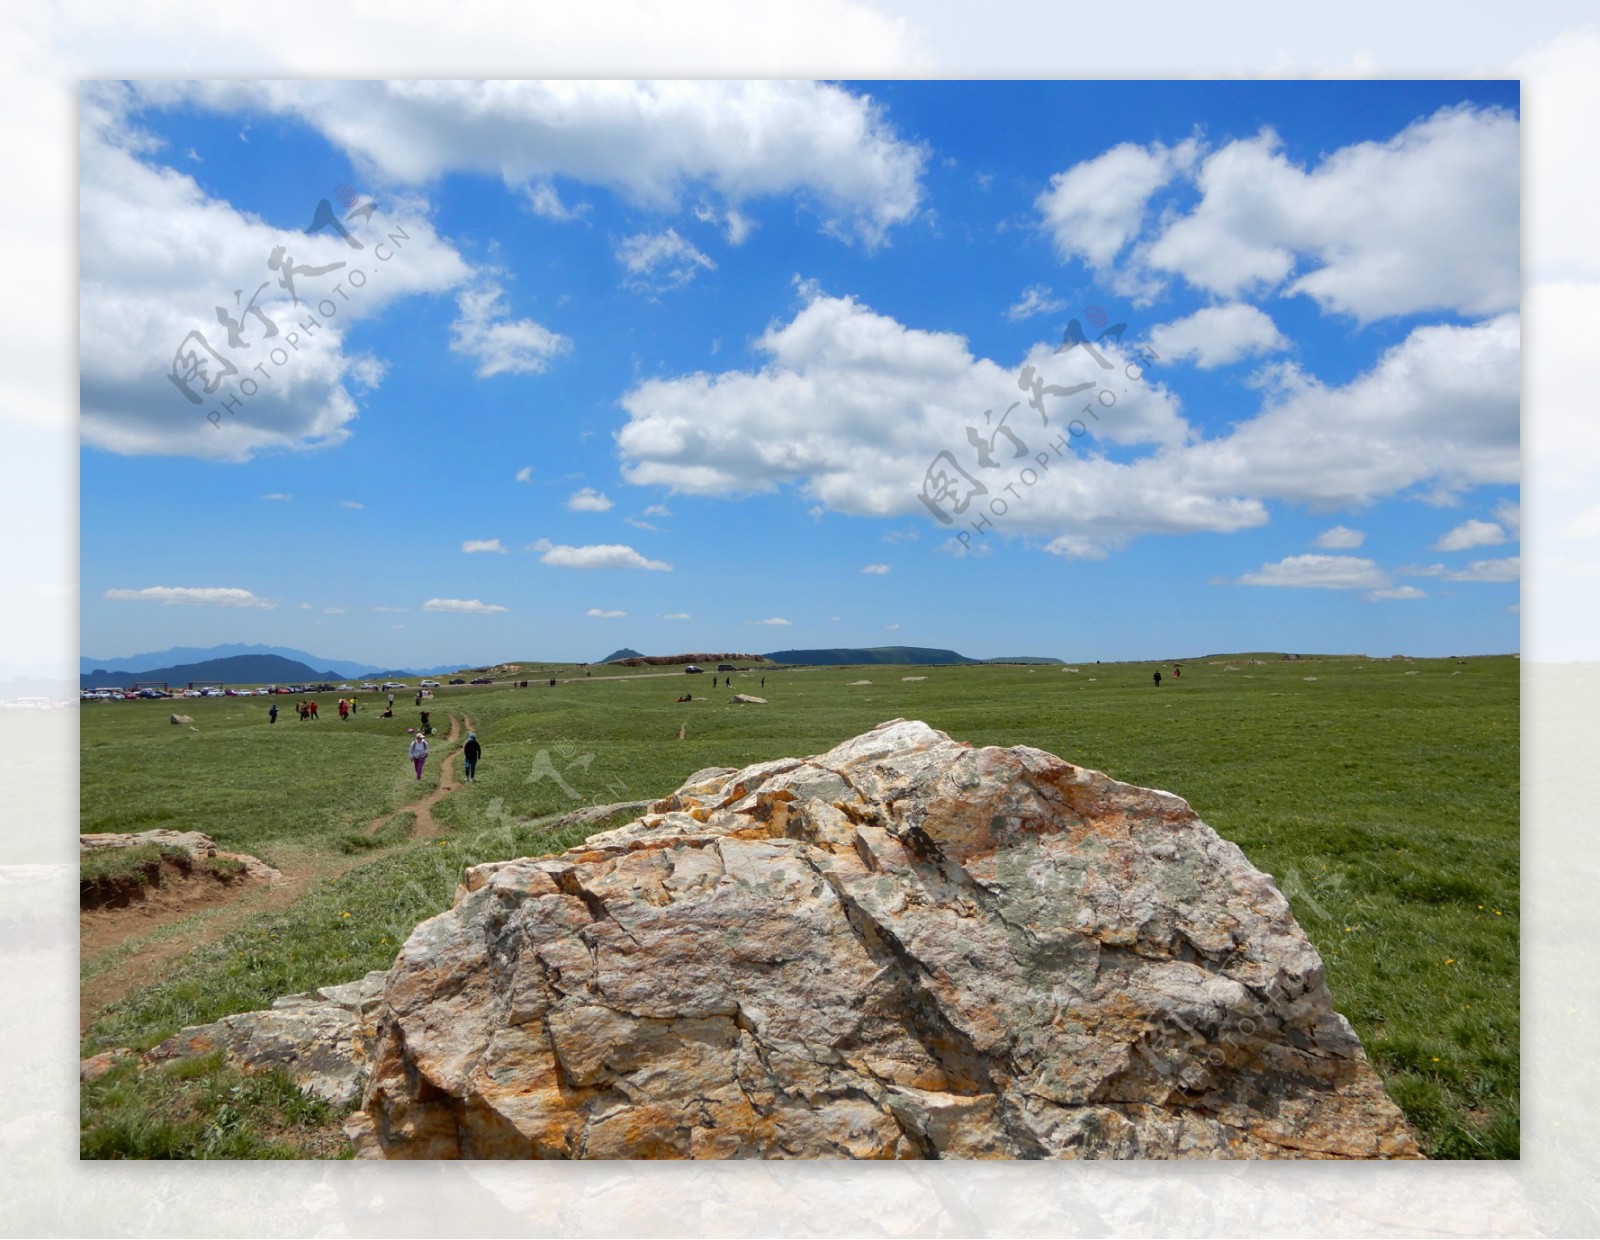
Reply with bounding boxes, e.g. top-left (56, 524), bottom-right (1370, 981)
top-left (80, 79), bottom-right (1520, 667)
